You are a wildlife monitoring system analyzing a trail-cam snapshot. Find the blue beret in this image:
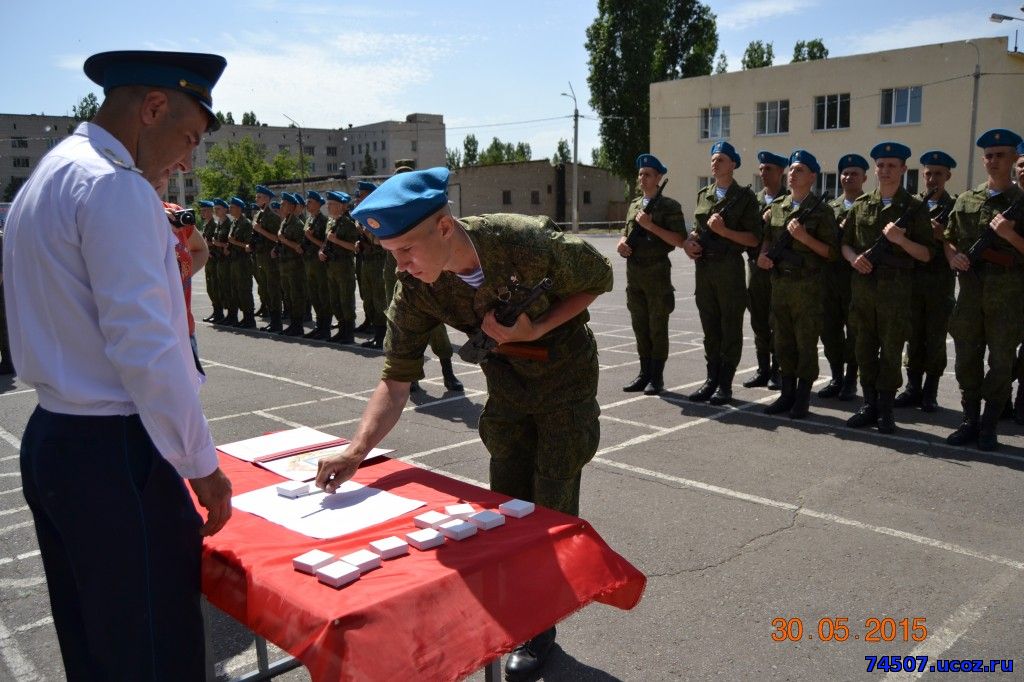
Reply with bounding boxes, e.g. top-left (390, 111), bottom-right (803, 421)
top-left (306, 190), bottom-right (325, 204)
top-left (229, 196), bottom-right (246, 209)
top-left (198, 200), bottom-right (214, 208)
top-left (870, 141), bottom-right (911, 162)
top-left (326, 190), bottom-right (351, 204)
top-left (635, 154), bottom-right (667, 174)
top-left (281, 193), bottom-right (301, 206)
top-left (838, 154), bottom-right (869, 172)
top-left (212, 198), bottom-right (229, 208)
top-left (357, 181), bottom-right (378, 193)
top-left (919, 150), bottom-right (956, 169)
top-left (756, 151), bottom-right (788, 169)
top-left (788, 149), bottom-right (820, 174)
top-left (350, 167), bottom-right (450, 240)
top-left (255, 185), bottom-right (275, 198)
top-left (270, 200), bottom-right (281, 209)
top-left (976, 128), bottom-right (1023, 149)
top-left (1018, 142), bottom-right (1024, 156)
top-left (83, 50), bottom-right (226, 131)
top-left (710, 140), bottom-right (741, 168)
